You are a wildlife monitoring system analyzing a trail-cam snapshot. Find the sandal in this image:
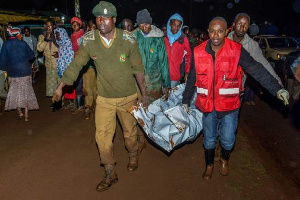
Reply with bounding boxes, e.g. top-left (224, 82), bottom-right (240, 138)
top-left (17, 111), bottom-right (24, 120)
top-left (24, 116), bottom-right (29, 122)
